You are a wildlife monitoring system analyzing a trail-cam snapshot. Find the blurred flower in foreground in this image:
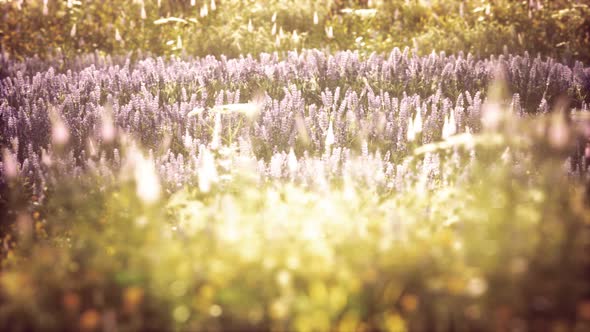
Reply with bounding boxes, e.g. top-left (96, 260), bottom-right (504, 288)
top-left (442, 110), bottom-right (457, 140)
top-left (2, 149), bottom-right (18, 179)
top-left (406, 109), bottom-right (424, 143)
top-left (50, 109), bottom-right (70, 145)
top-left (481, 102), bottom-right (504, 131)
top-left (548, 111), bottom-right (571, 149)
top-left (547, 99), bottom-right (573, 150)
top-left (483, 69), bottom-right (511, 131)
top-left (132, 150), bottom-right (161, 204)
top-left (41, 148), bottom-right (52, 166)
top-left (198, 146), bottom-right (218, 193)
top-left (100, 107), bottom-right (116, 143)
